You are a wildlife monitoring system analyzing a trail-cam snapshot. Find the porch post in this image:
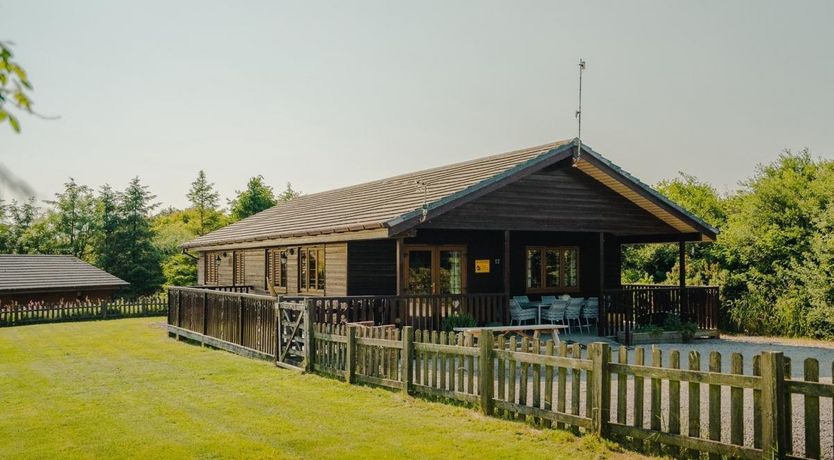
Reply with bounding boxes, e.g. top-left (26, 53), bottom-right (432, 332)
top-left (503, 230), bottom-right (510, 325)
top-left (678, 240), bottom-right (686, 320)
top-left (598, 232), bottom-right (605, 336)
